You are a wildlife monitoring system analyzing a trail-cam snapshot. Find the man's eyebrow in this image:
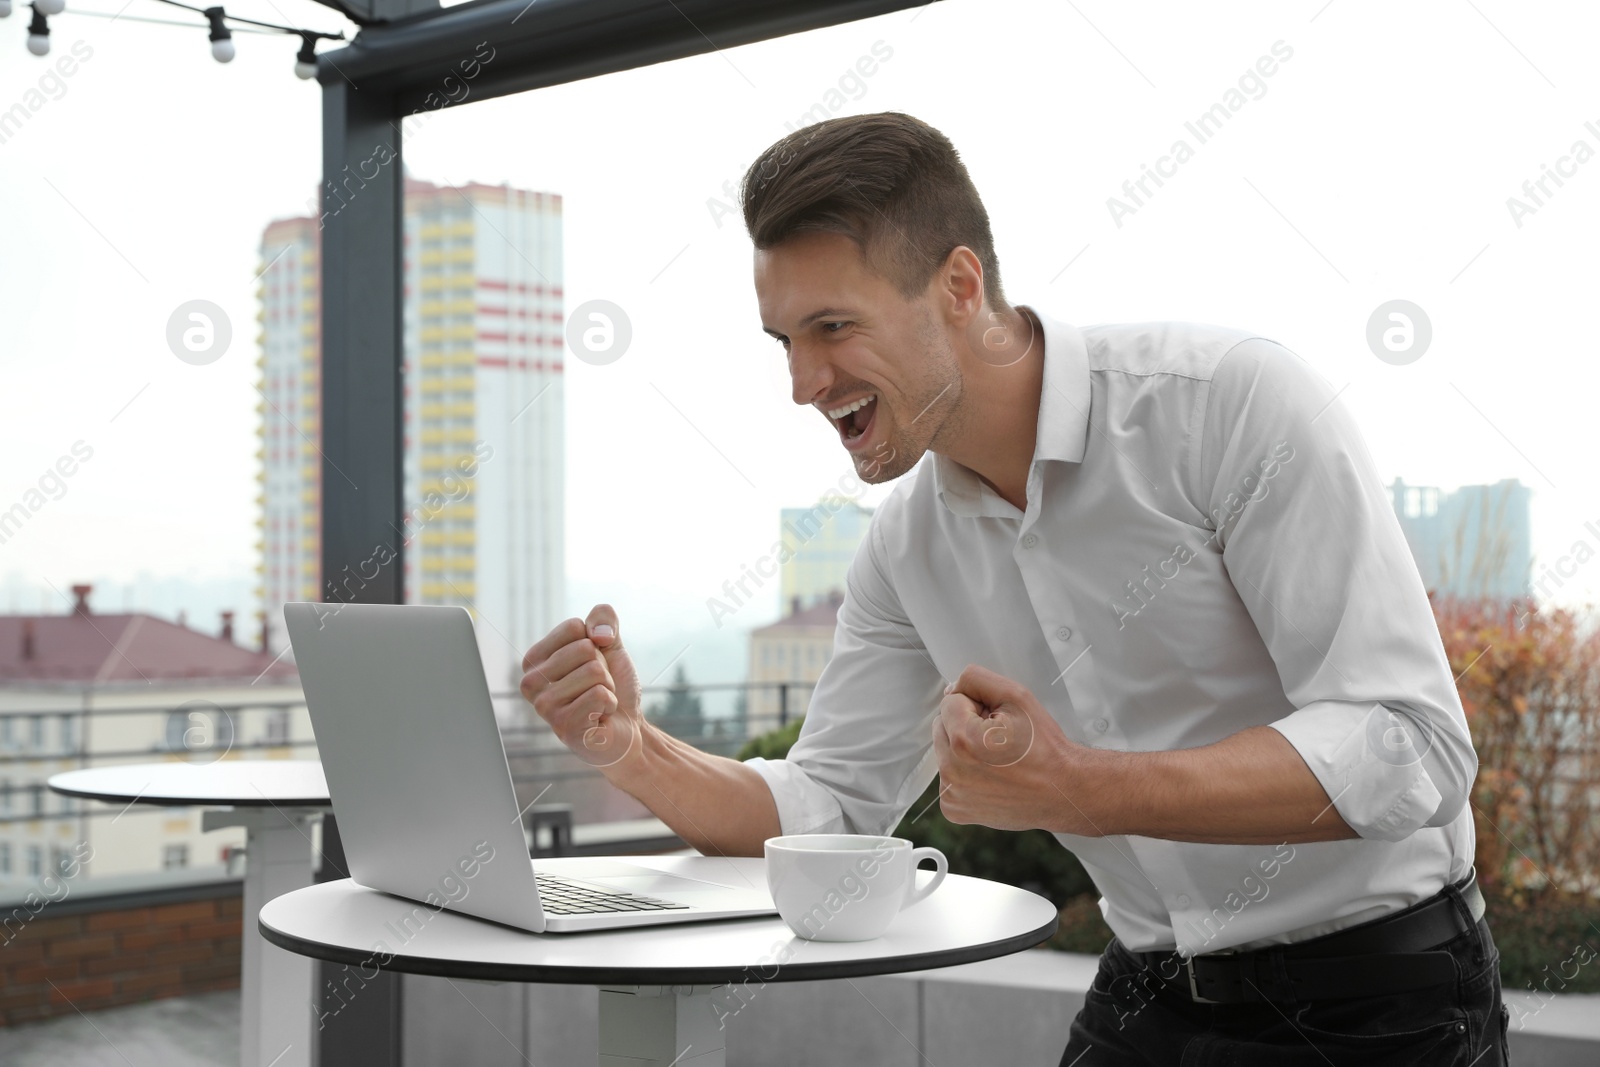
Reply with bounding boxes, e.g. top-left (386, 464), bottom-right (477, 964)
top-left (762, 307), bottom-right (854, 338)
